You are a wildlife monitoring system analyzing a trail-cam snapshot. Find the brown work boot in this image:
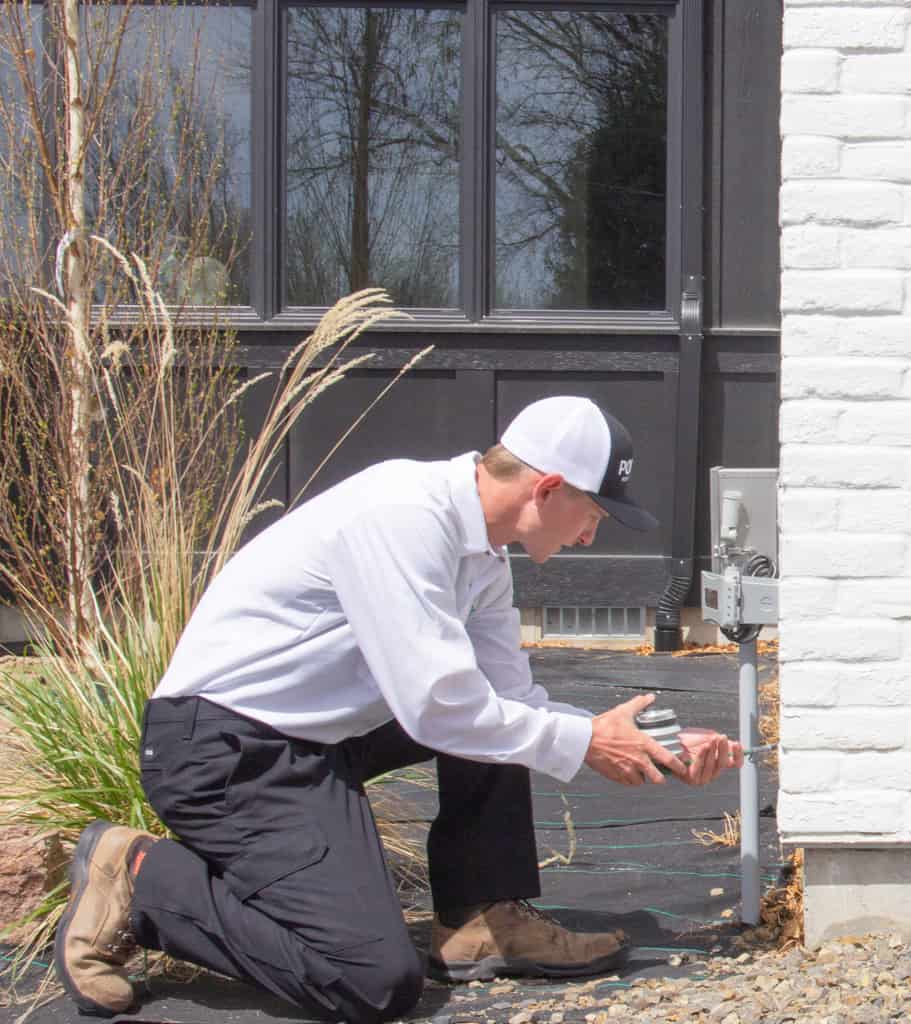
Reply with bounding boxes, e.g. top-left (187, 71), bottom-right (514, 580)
top-left (54, 820), bottom-right (157, 1017)
top-left (429, 899), bottom-right (627, 982)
